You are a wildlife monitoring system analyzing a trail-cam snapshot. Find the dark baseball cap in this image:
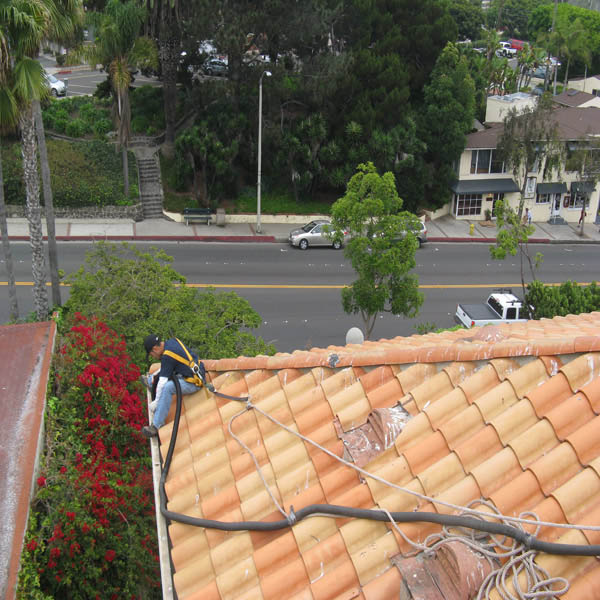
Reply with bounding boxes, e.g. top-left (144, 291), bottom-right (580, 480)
top-left (143, 334), bottom-right (161, 356)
